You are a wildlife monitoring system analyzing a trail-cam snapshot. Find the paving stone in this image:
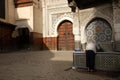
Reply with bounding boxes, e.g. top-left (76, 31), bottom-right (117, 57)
top-left (0, 51), bottom-right (119, 80)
